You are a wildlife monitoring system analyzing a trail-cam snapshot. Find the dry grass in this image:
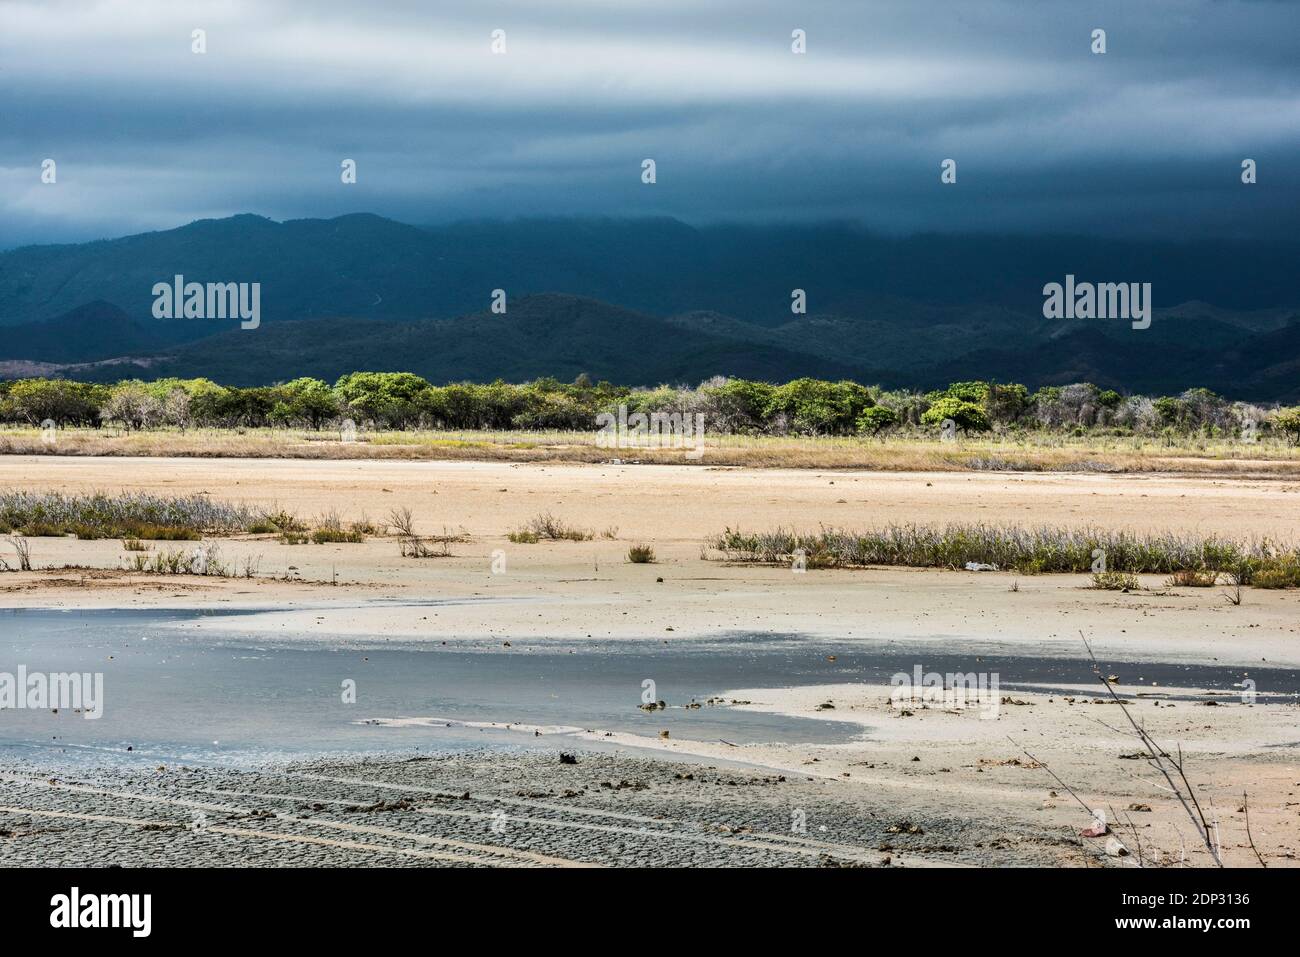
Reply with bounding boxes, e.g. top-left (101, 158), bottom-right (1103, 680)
top-left (1091, 570), bottom-right (1141, 591)
top-left (510, 512), bottom-right (593, 542)
top-left (124, 544), bottom-right (230, 576)
top-left (708, 523), bottom-right (1300, 579)
top-left (4, 425), bottom-right (1300, 476)
top-left (386, 505), bottom-right (466, 558)
top-left (1165, 568), bottom-right (1220, 587)
top-left (3, 535), bottom-right (32, 571)
top-left (309, 508), bottom-right (366, 543)
top-left (398, 530), bottom-right (466, 558)
top-left (0, 489), bottom-right (254, 538)
top-left (626, 544), bottom-right (656, 563)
